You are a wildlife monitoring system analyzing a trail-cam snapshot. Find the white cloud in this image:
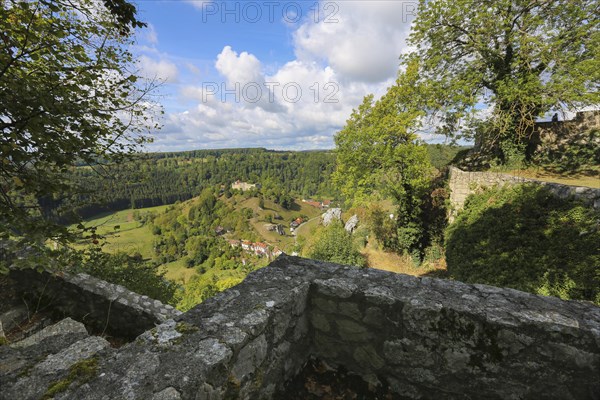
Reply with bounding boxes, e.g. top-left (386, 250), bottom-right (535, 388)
top-left (143, 23), bottom-right (158, 45)
top-left (185, 62), bottom-right (202, 76)
top-left (138, 55), bottom-right (179, 83)
top-left (293, 1), bottom-right (416, 83)
top-left (213, 46), bottom-right (286, 113)
top-left (147, 0), bottom-right (421, 151)
top-left (216, 46), bottom-right (263, 84)
top-left (184, 0), bottom-right (210, 10)
top-left (153, 49), bottom-right (391, 152)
